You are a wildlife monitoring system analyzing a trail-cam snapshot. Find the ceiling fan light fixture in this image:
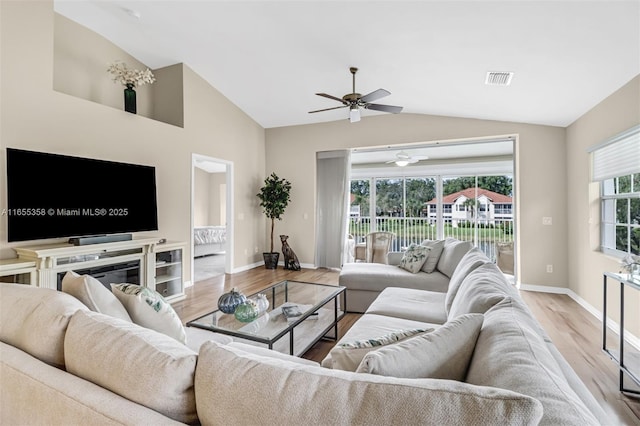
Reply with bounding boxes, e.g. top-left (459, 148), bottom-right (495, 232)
top-left (395, 160), bottom-right (409, 167)
top-left (349, 105), bottom-right (361, 123)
